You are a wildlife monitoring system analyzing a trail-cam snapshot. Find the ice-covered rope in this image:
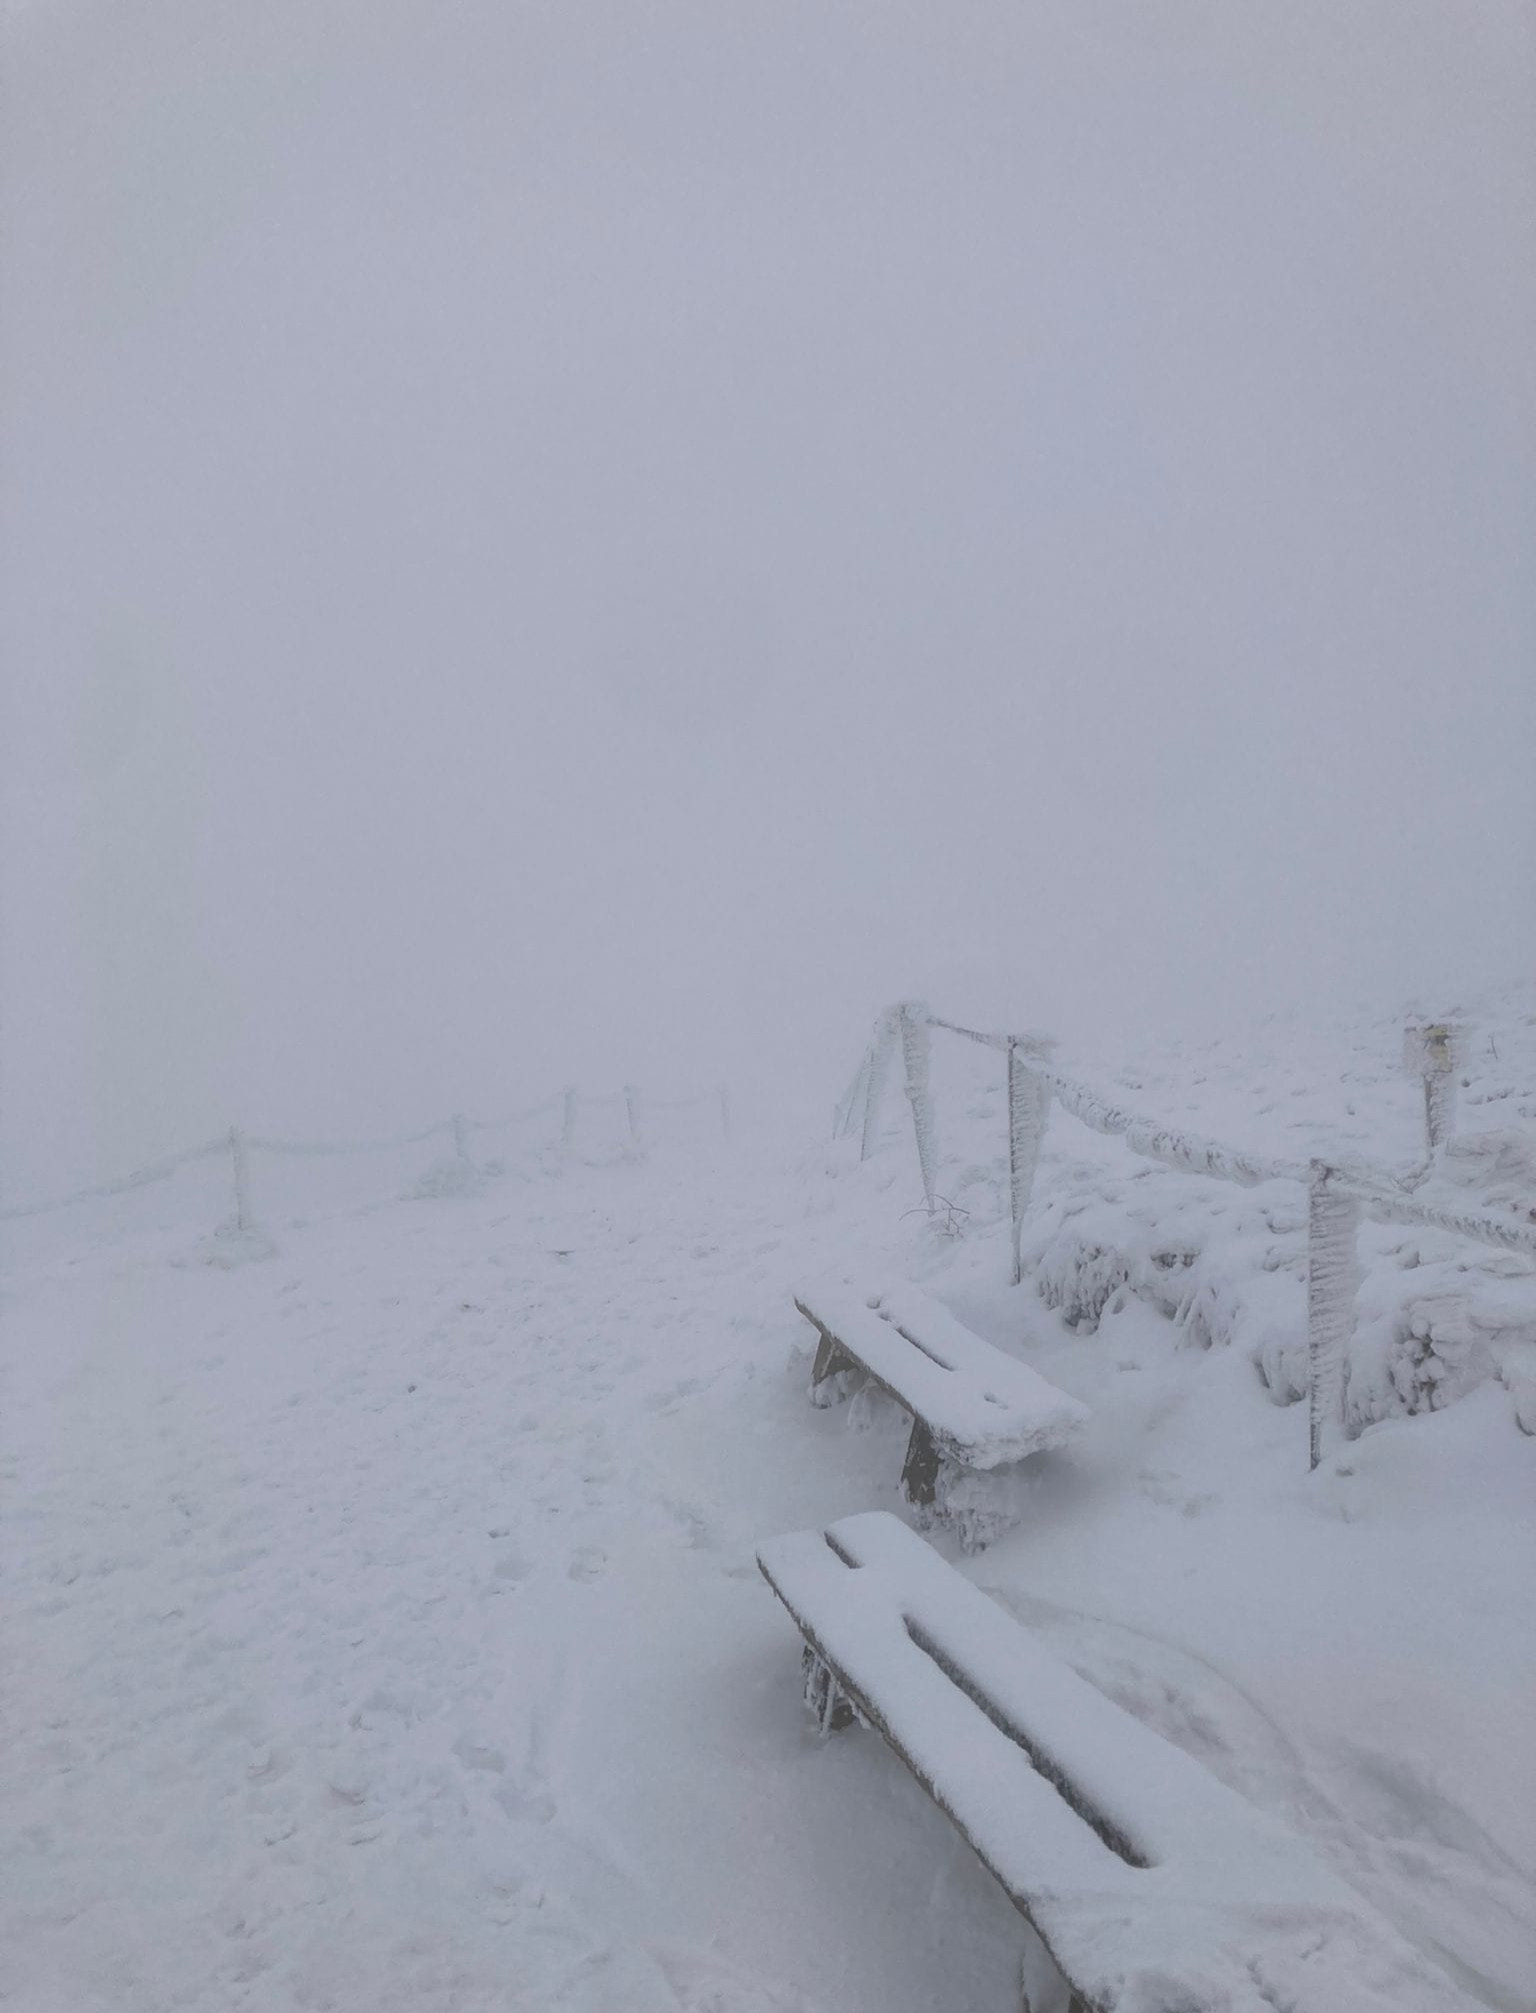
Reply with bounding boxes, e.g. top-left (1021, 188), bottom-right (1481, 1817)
top-left (1321, 1166), bottom-right (1536, 1257)
top-left (914, 1008), bottom-right (1536, 1257)
top-left (1033, 1068), bottom-right (1309, 1188)
top-left (245, 1121), bottom-right (453, 1156)
top-left (0, 1137), bottom-right (228, 1221)
top-left (926, 1014), bottom-right (1055, 1056)
top-left (467, 1099), bottom-right (563, 1131)
top-left (3, 1082), bottom-right (724, 1222)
